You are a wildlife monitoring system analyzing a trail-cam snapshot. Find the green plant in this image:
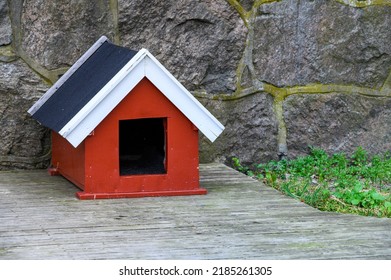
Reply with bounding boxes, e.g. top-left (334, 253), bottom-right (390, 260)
top-left (232, 147), bottom-right (391, 218)
top-left (231, 157), bottom-right (254, 177)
